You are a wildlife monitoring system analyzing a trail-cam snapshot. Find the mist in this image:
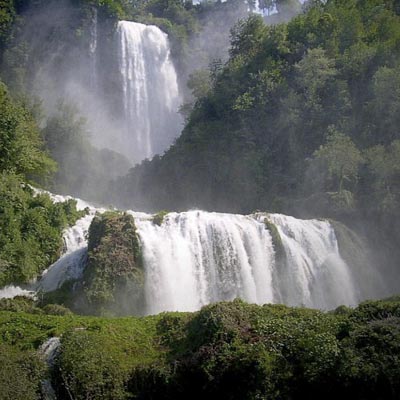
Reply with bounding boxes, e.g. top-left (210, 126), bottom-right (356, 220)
top-left (3, 0), bottom-right (186, 203)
